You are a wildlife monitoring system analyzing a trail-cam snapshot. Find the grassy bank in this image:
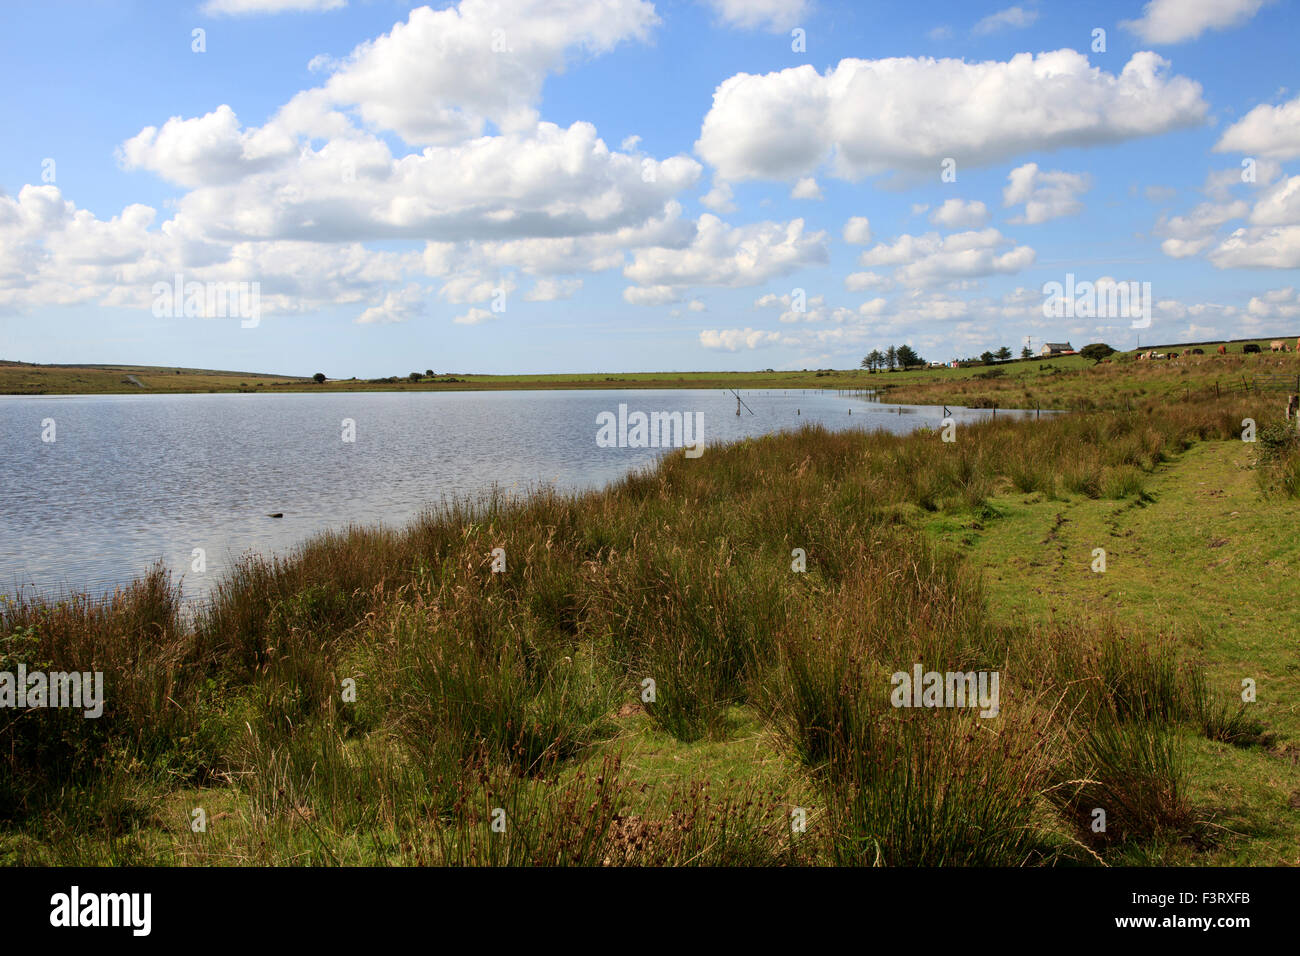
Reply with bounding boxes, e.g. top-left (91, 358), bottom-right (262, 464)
top-left (2, 384), bottom-right (1298, 865)
top-left (876, 347), bottom-right (1300, 411)
top-left (0, 361), bottom-right (872, 395)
